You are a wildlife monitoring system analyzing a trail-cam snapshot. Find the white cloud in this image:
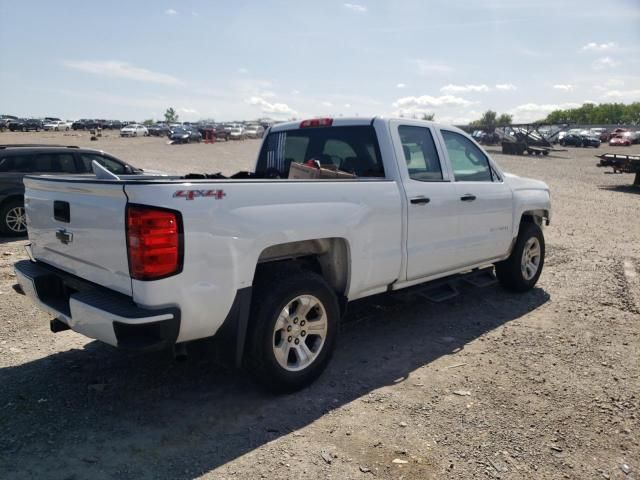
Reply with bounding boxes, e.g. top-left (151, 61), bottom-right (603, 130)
top-left (237, 67), bottom-right (249, 74)
top-left (510, 102), bottom-right (581, 122)
top-left (553, 84), bottom-right (574, 91)
top-left (593, 56), bottom-right (620, 69)
top-left (495, 83), bottom-right (517, 91)
top-left (321, 101), bottom-right (333, 107)
top-left (291, 89), bottom-right (300, 95)
top-left (191, 11), bottom-right (199, 17)
top-left (344, 103), bottom-right (351, 108)
top-left (602, 89), bottom-right (640, 101)
top-left (62, 60), bottom-right (183, 85)
top-left (412, 59), bottom-right (453, 74)
top-left (393, 95), bottom-right (472, 109)
top-left (164, 8), bottom-right (177, 15)
top-left (392, 94), bottom-right (472, 116)
top-left (248, 96), bottom-right (297, 116)
top-left (581, 41), bottom-right (616, 52)
top-left (396, 83), bottom-right (406, 89)
top-left (343, 3), bottom-right (367, 13)
top-left (440, 84), bottom-right (489, 93)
